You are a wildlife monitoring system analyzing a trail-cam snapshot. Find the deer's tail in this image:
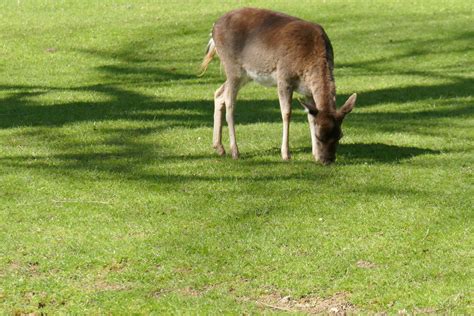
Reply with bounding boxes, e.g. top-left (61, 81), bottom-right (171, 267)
top-left (198, 37), bottom-right (216, 77)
